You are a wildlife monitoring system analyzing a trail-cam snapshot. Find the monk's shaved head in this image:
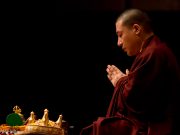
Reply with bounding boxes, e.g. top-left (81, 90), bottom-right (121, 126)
top-left (116, 9), bottom-right (152, 33)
